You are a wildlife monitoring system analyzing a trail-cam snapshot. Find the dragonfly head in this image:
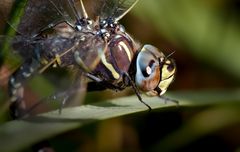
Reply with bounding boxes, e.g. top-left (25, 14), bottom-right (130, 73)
top-left (135, 45), bottom-right (176, 96)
